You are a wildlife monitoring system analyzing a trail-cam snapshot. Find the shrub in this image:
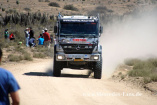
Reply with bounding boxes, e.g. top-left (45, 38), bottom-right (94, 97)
top-left (45, 0), bottom-right (50, 2)
top-left (33, 53), bottom-right (46, 58)
top-left (15, 46), bottom-right (25, 53)
top-left (2, 8), bottom-right (5, 11)
top-left (38, 0), bottom-right (43, 2)
top-left (23, 53), bottom-right (33, 61)
top-left (64, 5), bottom-right (78, 11)
top-left (16, 0), bottom-right (19, 5)
top-left (24, 8), bottom-right (31, 12)
top-left (124, 58), bottom-right (141, 66)
top-left (128, 58), bottom-right (157, 83)
top-left (44, 48), bottom-right (54, 57)
top-left (49, 2), bottom-right (60, 7)
top-left (8, 54), bottom-right (23, 62)
top-left (0, 40), bottom-right (6, 48)
top-left (121, 75), bottom-right (125, 80)
top-left (148, 58), bottom-right (157, 67)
